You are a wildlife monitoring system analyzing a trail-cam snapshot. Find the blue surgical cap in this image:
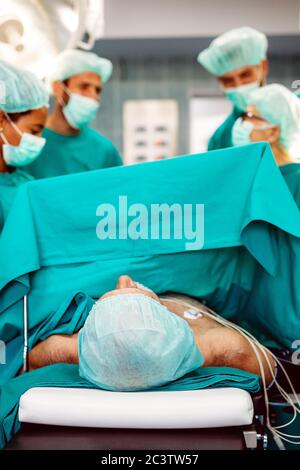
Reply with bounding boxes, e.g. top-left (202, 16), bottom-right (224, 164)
top-left (46, 49), bottom-right (113, 92)
top-left (0, 60), bottom-right (49, 113)
top-left (249, 84), bottom-right (300, 152)
top-left (197, 27), bottom-right (268, 76)
top-left (79, 294), bottom-right (204, 391)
